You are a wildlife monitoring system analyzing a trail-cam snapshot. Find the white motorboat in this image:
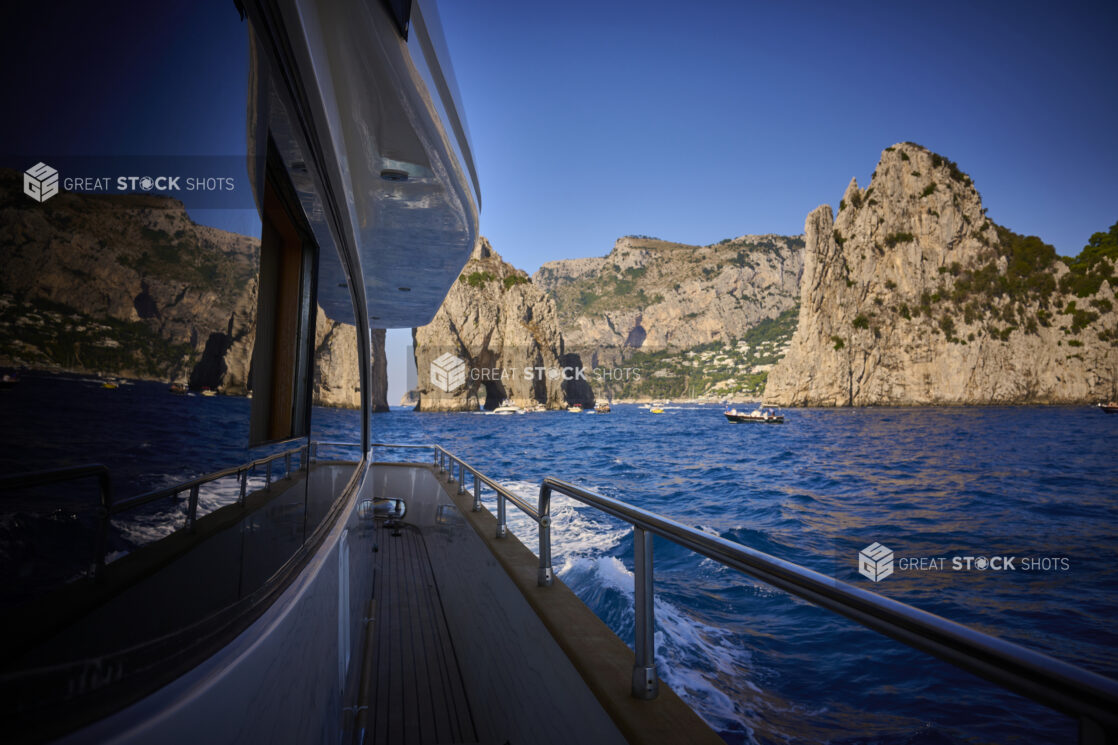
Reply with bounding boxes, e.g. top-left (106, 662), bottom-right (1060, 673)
top-left (492, 399), bottom-right (523, 415)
